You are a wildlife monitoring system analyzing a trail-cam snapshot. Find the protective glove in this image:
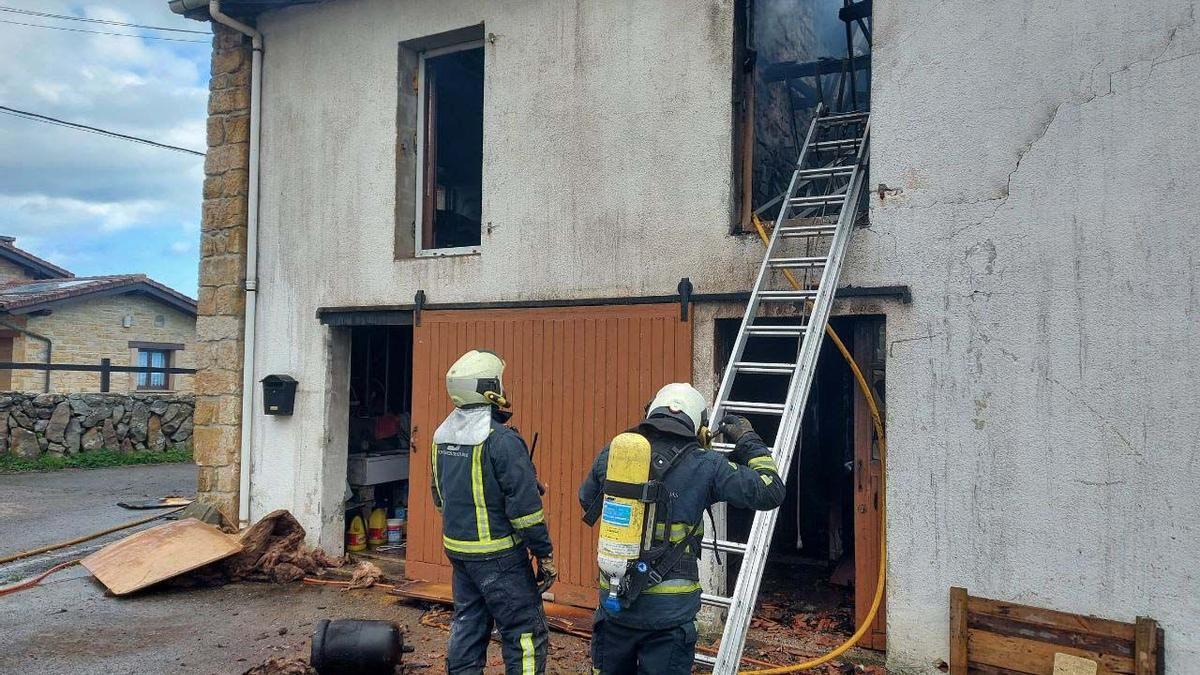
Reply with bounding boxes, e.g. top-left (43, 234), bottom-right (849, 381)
top-left (718, 414), bottom-right (765, 464)
top-left (535, 555), bottom-right (558, 594)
